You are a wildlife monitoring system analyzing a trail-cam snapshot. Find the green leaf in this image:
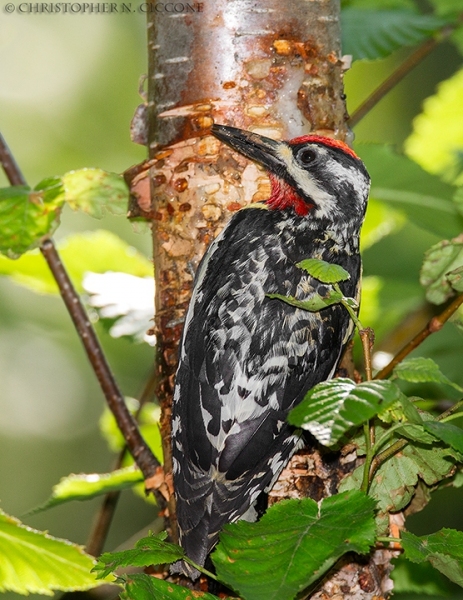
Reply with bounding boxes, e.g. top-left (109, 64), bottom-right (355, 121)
top-left (420, 237), bottom-right (463, 305)
top-left (0, 178), bottom-right (65, 258)
top-left (63, 169), bottom-right (129, 218)
top-left (212, 491), bottom-right (376, 600)
top-left (446, 264), bottom-right (463, 292)
top-left (395, 423), bottom-right (439, 445)
top-left (120, 572), bottom-right (221, 600)
top-left (424, 421), bottom-right (463, 455)
top-left (340, 432), bottom-right (459, 530)
top-left (266, 290), bottom-right (344, 312)
top-left (0, 508), bottom-right (104, 595)
top-left (405, 67), bottom-right (463, 185)
top-left (377, 394), bottom-right (424, 426)
top-left (94, 532), bottom-right (184, 579)
top-left (393, 357), bottom-right (463, 391)
top-left (341, 9), bottom-right (445, 61)
top-left (297, 258), bottom-right (350, 283)
top-left (357, 144), bottom-right (463, 238)
top-left (29, 466), bottom-right (144, 514)
top-left (0, 229), bottom-right (153, 294)
top-left (288, 378), bottom-right (403, 446)
top-left (402, 529), bottom-right (463, 587)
